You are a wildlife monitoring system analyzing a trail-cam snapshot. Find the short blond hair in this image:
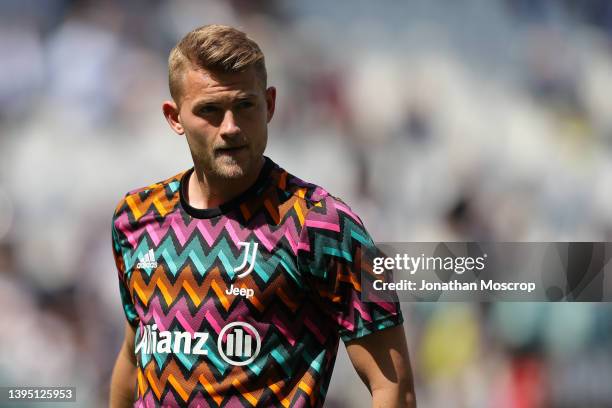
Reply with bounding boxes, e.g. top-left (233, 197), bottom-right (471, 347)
top-left (168, 24), bottom-right (267, 103)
